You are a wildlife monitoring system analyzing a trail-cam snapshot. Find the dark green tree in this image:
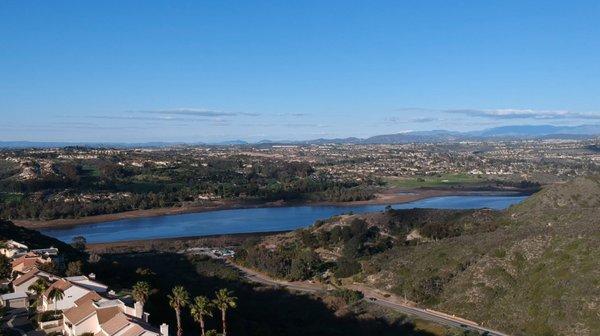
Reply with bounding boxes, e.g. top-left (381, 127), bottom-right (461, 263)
top-left (0, 255), bottom-right (11, 279)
